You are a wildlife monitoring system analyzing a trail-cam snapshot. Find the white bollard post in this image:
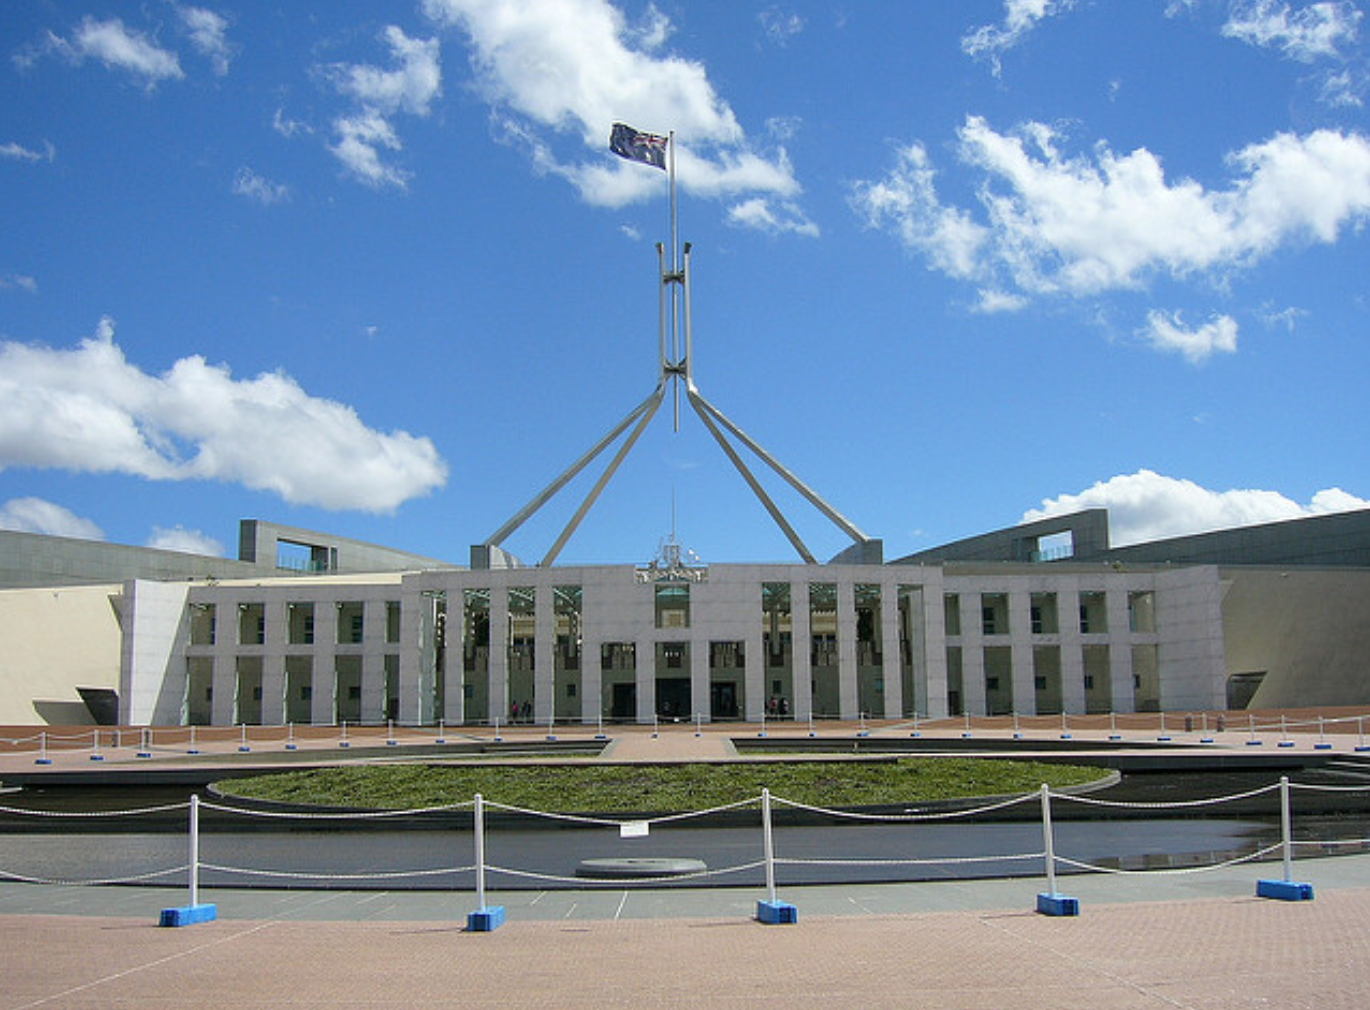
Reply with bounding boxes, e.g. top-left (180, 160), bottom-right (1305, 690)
top-left (493, 716), bottom-right (502, 743)
top-left (89, 729), bottom-right (104, 762)
top-left (1256, 775), bottom-right (1314, 901)
top-left (285, 721), bottom-right (298, 751)
top-left (36, 730), bottom-right (52, 765)
top-left (437, 718), bottom-right (447, 745)
top-left (238, 723), bottom-right (250, 753)
top-left (755, 787), bottom-right (796, 923)
top-left (387, 718), bottom-right (396, 746)
top-left (1035, 783), bottom-right (1078, 915)
top-left (466, 792), bottom-right (505, 930)
top-left (187, 726), bottom-right (200, 755)
top-left (694, 711), bottom-right (702, 737)
top-left (474, 792), bottom-right (487, 908)
top-left (138, 726), bottom-right (153, 758)
top-left (1359, 715), bottom-right (1369, 752)
top-left (758, 707), bottom-right (767, 738)
top-left (1060, 711), bottom-right (1071, 740)
top-left (159, 792), bottom-right (217, 925)
top-left (189, 792), bottom-right (201, 907)
top-left (339, 720), bottom-right (350, 749)
top-left (546, 711), bottom-right (557, 741)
